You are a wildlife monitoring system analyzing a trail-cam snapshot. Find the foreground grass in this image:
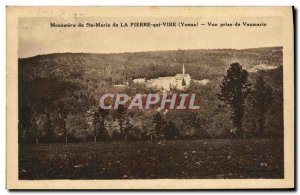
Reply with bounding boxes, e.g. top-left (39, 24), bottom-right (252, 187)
top-left (19, 138), bottom-right (283, 179)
